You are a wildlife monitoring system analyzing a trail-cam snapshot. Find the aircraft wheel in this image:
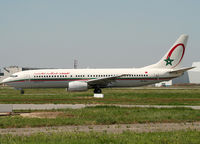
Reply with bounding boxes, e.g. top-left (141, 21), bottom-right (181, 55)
top-left (20, 90), bottom-right (24, 94)
top-left (94, 88), bottom-right (102, 94)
